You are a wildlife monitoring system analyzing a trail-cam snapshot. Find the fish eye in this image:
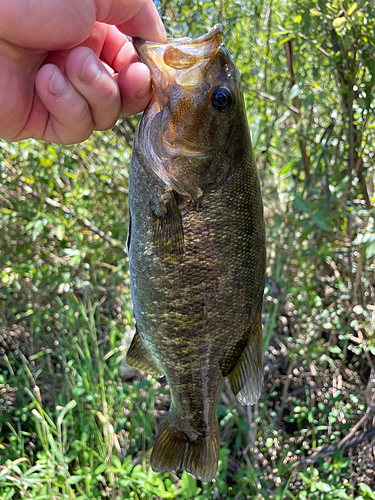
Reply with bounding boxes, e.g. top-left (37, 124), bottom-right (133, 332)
top-left (210, 87), bottom-right (232, 113)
